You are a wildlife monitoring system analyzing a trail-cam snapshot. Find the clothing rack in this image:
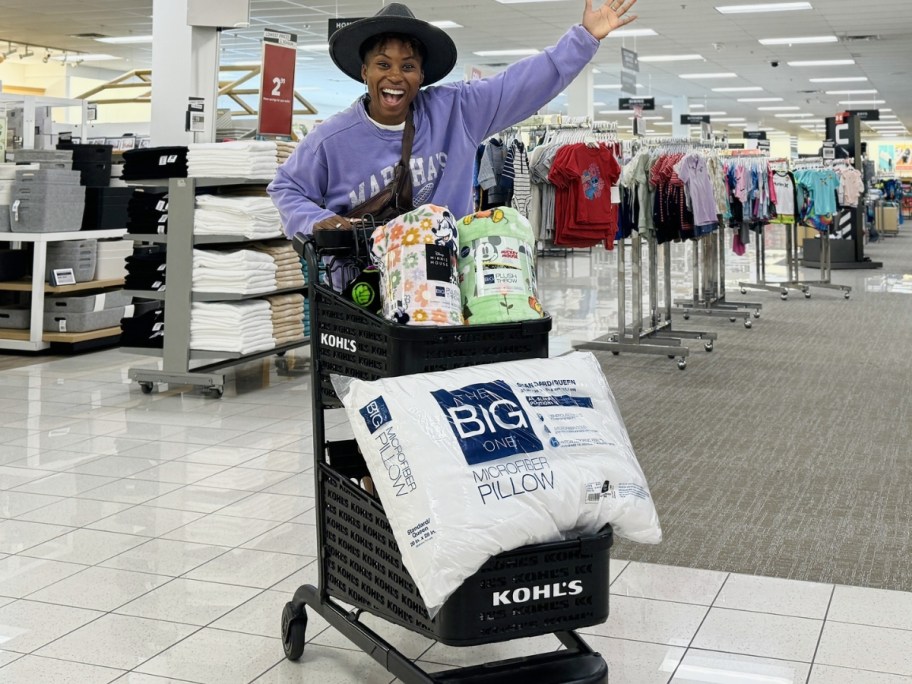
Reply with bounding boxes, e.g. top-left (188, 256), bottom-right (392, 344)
top-left (738, 158), bottom-right (852, 300)
top-left (672, 153), bottom-right (764, 328)
top-left (573, 140), bottom-right (718, 370)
